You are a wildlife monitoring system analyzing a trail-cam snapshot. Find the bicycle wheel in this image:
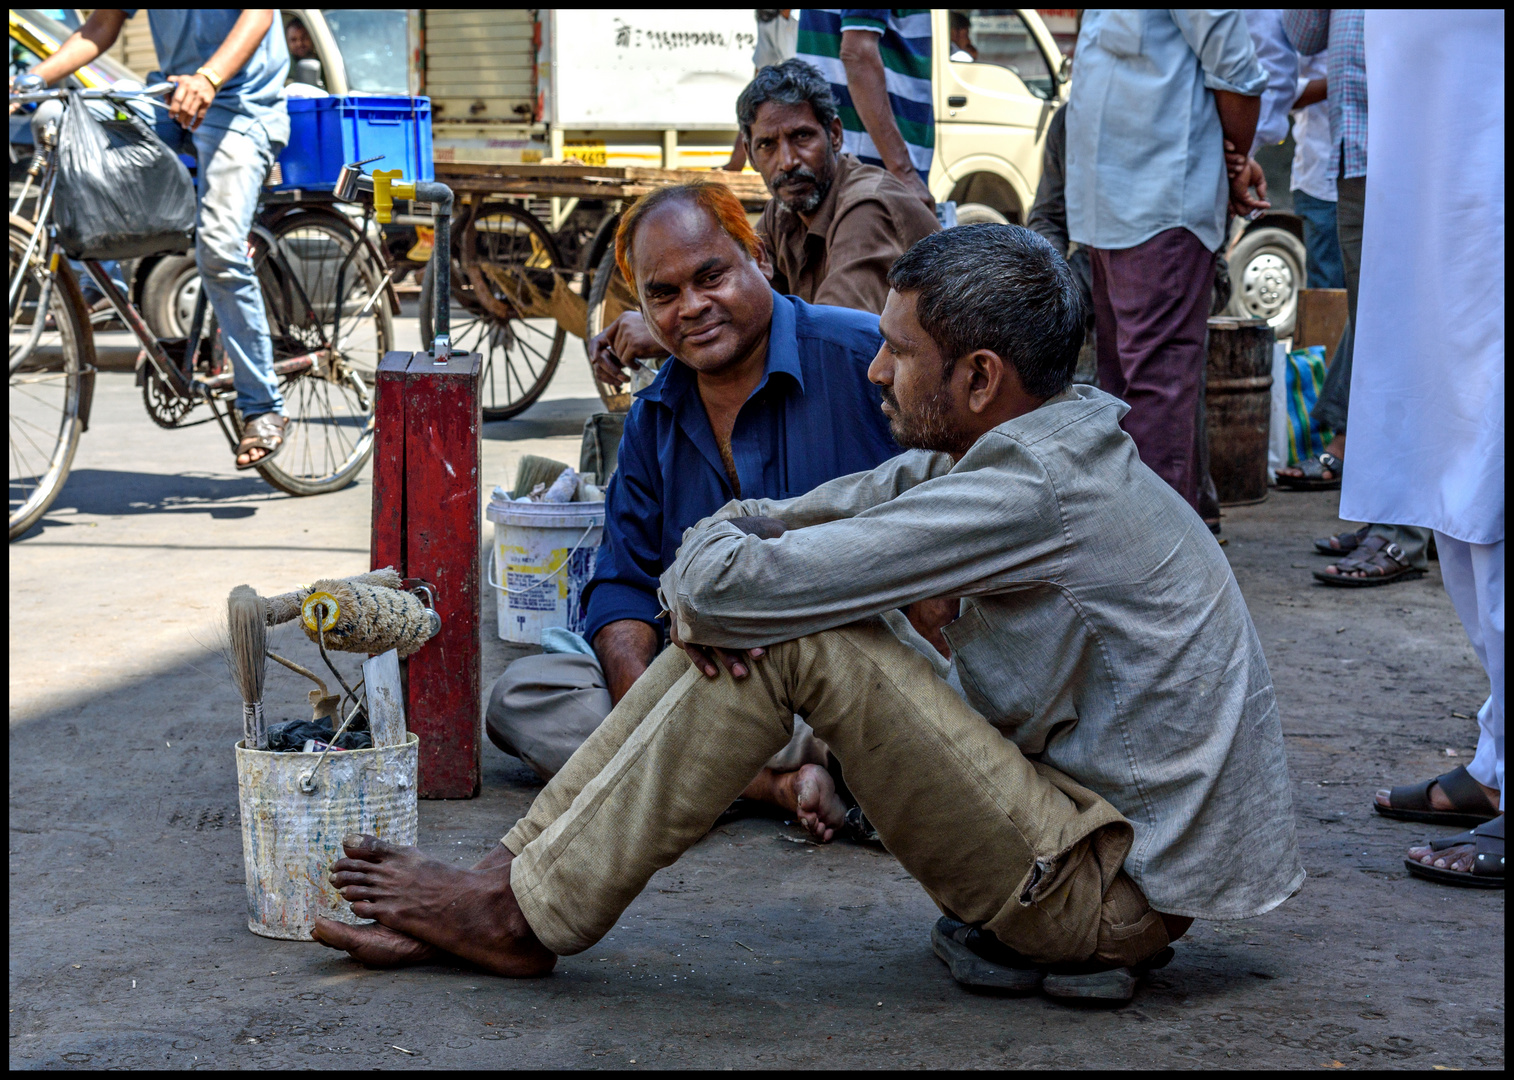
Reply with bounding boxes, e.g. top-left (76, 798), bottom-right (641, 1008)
top-left (429, 200), bottom-right (565, 421)
top-left (9, 215), bottom-right (93, 540)
top-left (583, 241), bottom-right (638, 413)
top-left (239, 208), bottom-right (390, 496)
